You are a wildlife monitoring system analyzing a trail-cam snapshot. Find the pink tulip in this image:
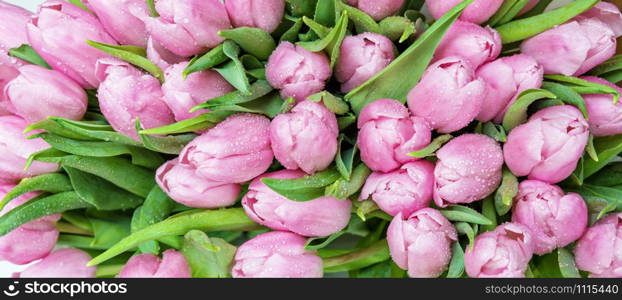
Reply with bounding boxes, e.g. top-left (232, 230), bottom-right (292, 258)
top-left (95, 58), bottom-right (175, 141)
top-left (15, 248), bottom-right (96, 278)
top-left (224, 0), bottom-right (286, 33)
top-left (357, 99), bottom-right (431, 173)
top-left (346, 0), bottom-right (405, 21)
top-left (241, 170), bottom-right (352, 237)
top-left (504, 105), bottom-right (589, 184)
top-left (434, 21), bottom-right (501, 69)
top-left (387, 208), bottom-right (457, 278)
top-left (426, 0), bottom-right (504, 24)
top-left (407, 57), bottom-right (486, 133)
top-left (0, 65), bottom-right (20, 116)
top-left (146, 37), bottom-right (185, 71)
top-left (130, 0), bottom-right (231, 57)
top-left (270, 100), bottom-right (338, 174)
top-left (266, 42), bottom-right (331, 102)
top-left (0, 182), bottom-right (60, 265)
top-left (577, 1), bottom-right (622, 37)
top-left (179, 113), bottom-right (273, 183)
top-left (118, 249), bottom-right (191, 278)
top-left (476, 54), bottom-right (544, 123)
top-left (232, 231), bottom-right (323, 278)
top-left (336, 33), bottom-right (395, 92)
top-left (156, 158), bottom-right (240, 208)
top-left (4, 65), bottom-right (87, 124)
top-left (0, 0), bottom-right (31, 67)
top-left (162, 61), bottom-right (234, 122)
top-left (360, 161), bottom-right (435, 217)
top-left (0, 115), bottom-right (58, 183)
top-left (521, 18), bottom-right (616, 76)
top-left (464, 223), bottom-right (534, 278)
top-left (27, 0), bottom-right (118, 89)
top-left (574, 213), bottom-right (622, 278)
top-left (511, 180), bottom-right (588, 255)
top-left (434, 134), bottom-right (503, 207)
top-left (580, 76), bottom-right (622, 136)
top-left (83, 0), bottom-right (148, 47)
top-left (518, 0), bottom-right (539, 15)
